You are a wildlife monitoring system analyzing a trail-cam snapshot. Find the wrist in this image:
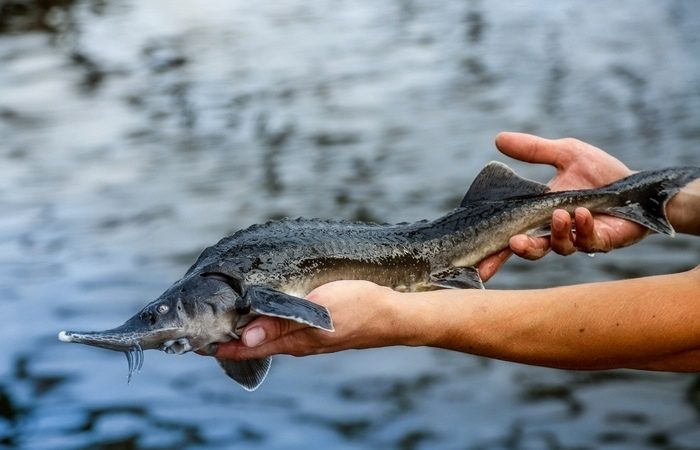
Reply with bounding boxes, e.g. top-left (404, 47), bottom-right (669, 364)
top-left (384, 290), bottom-right (455, 348)
top-left (378, 289), bottom-right (427, 347)
top-left (667, 179), bottom-right (700, 235)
